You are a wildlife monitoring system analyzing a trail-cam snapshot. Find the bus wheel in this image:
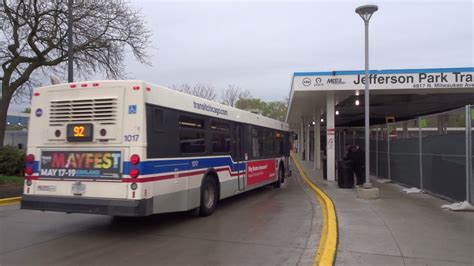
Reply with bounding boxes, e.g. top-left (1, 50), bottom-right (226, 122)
top-left (273, 166), bottom-right (284, 188)
top-left (199, 175), bottom-right (218, 217)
